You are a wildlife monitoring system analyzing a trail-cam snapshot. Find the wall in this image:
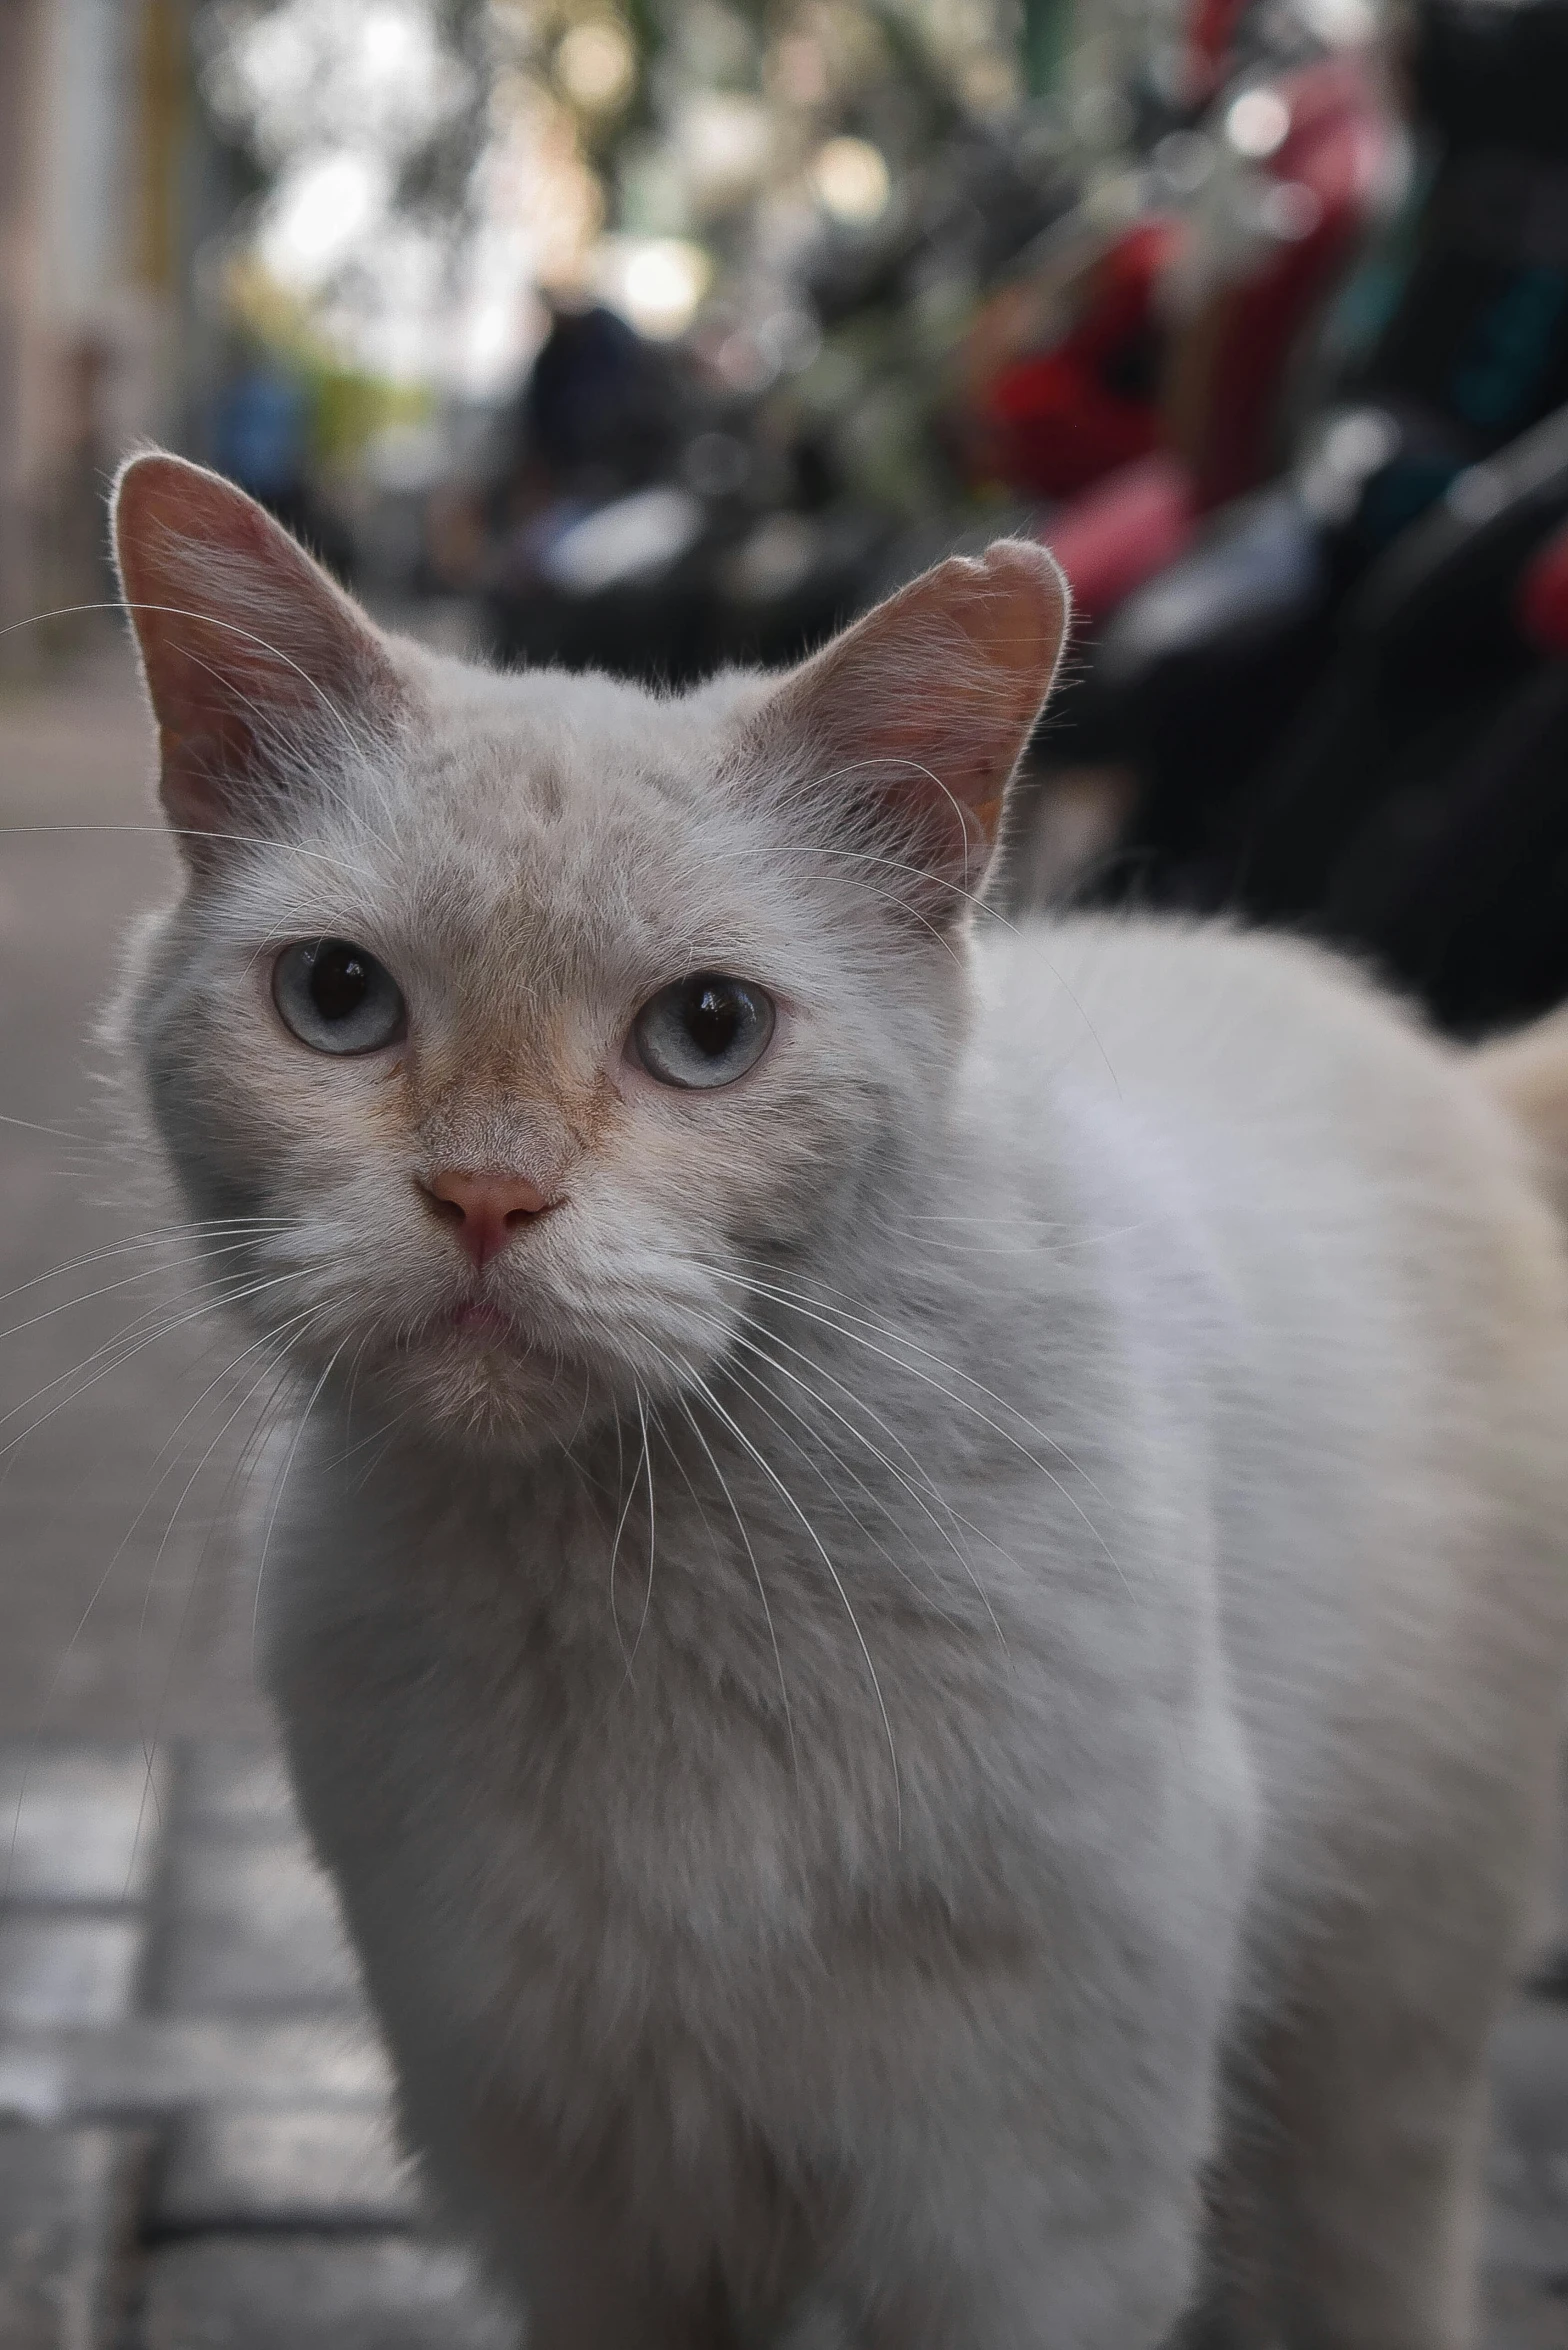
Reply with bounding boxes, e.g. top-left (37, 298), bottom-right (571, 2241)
top-left (0, 0), bottom-right (189, 665)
